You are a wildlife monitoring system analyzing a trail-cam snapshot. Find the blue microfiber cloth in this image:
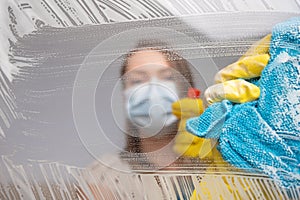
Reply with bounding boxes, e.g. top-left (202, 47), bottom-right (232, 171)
top-left (186, 17), bottom-right (300, 188)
